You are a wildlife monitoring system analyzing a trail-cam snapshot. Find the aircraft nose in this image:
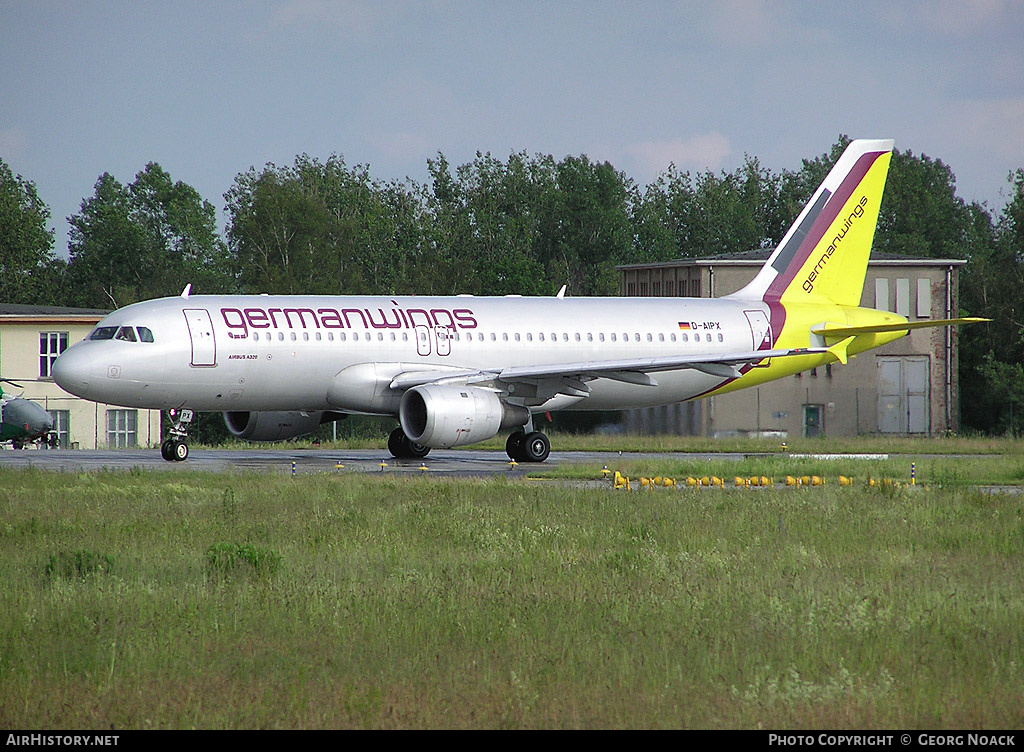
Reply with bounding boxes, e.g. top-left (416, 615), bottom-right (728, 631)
top-left (31, 405), bottom-right (54, 435)
top-left (5, 399), bottom-right (54, 436)
top-left (51, 345), bottom-right (94, 398)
